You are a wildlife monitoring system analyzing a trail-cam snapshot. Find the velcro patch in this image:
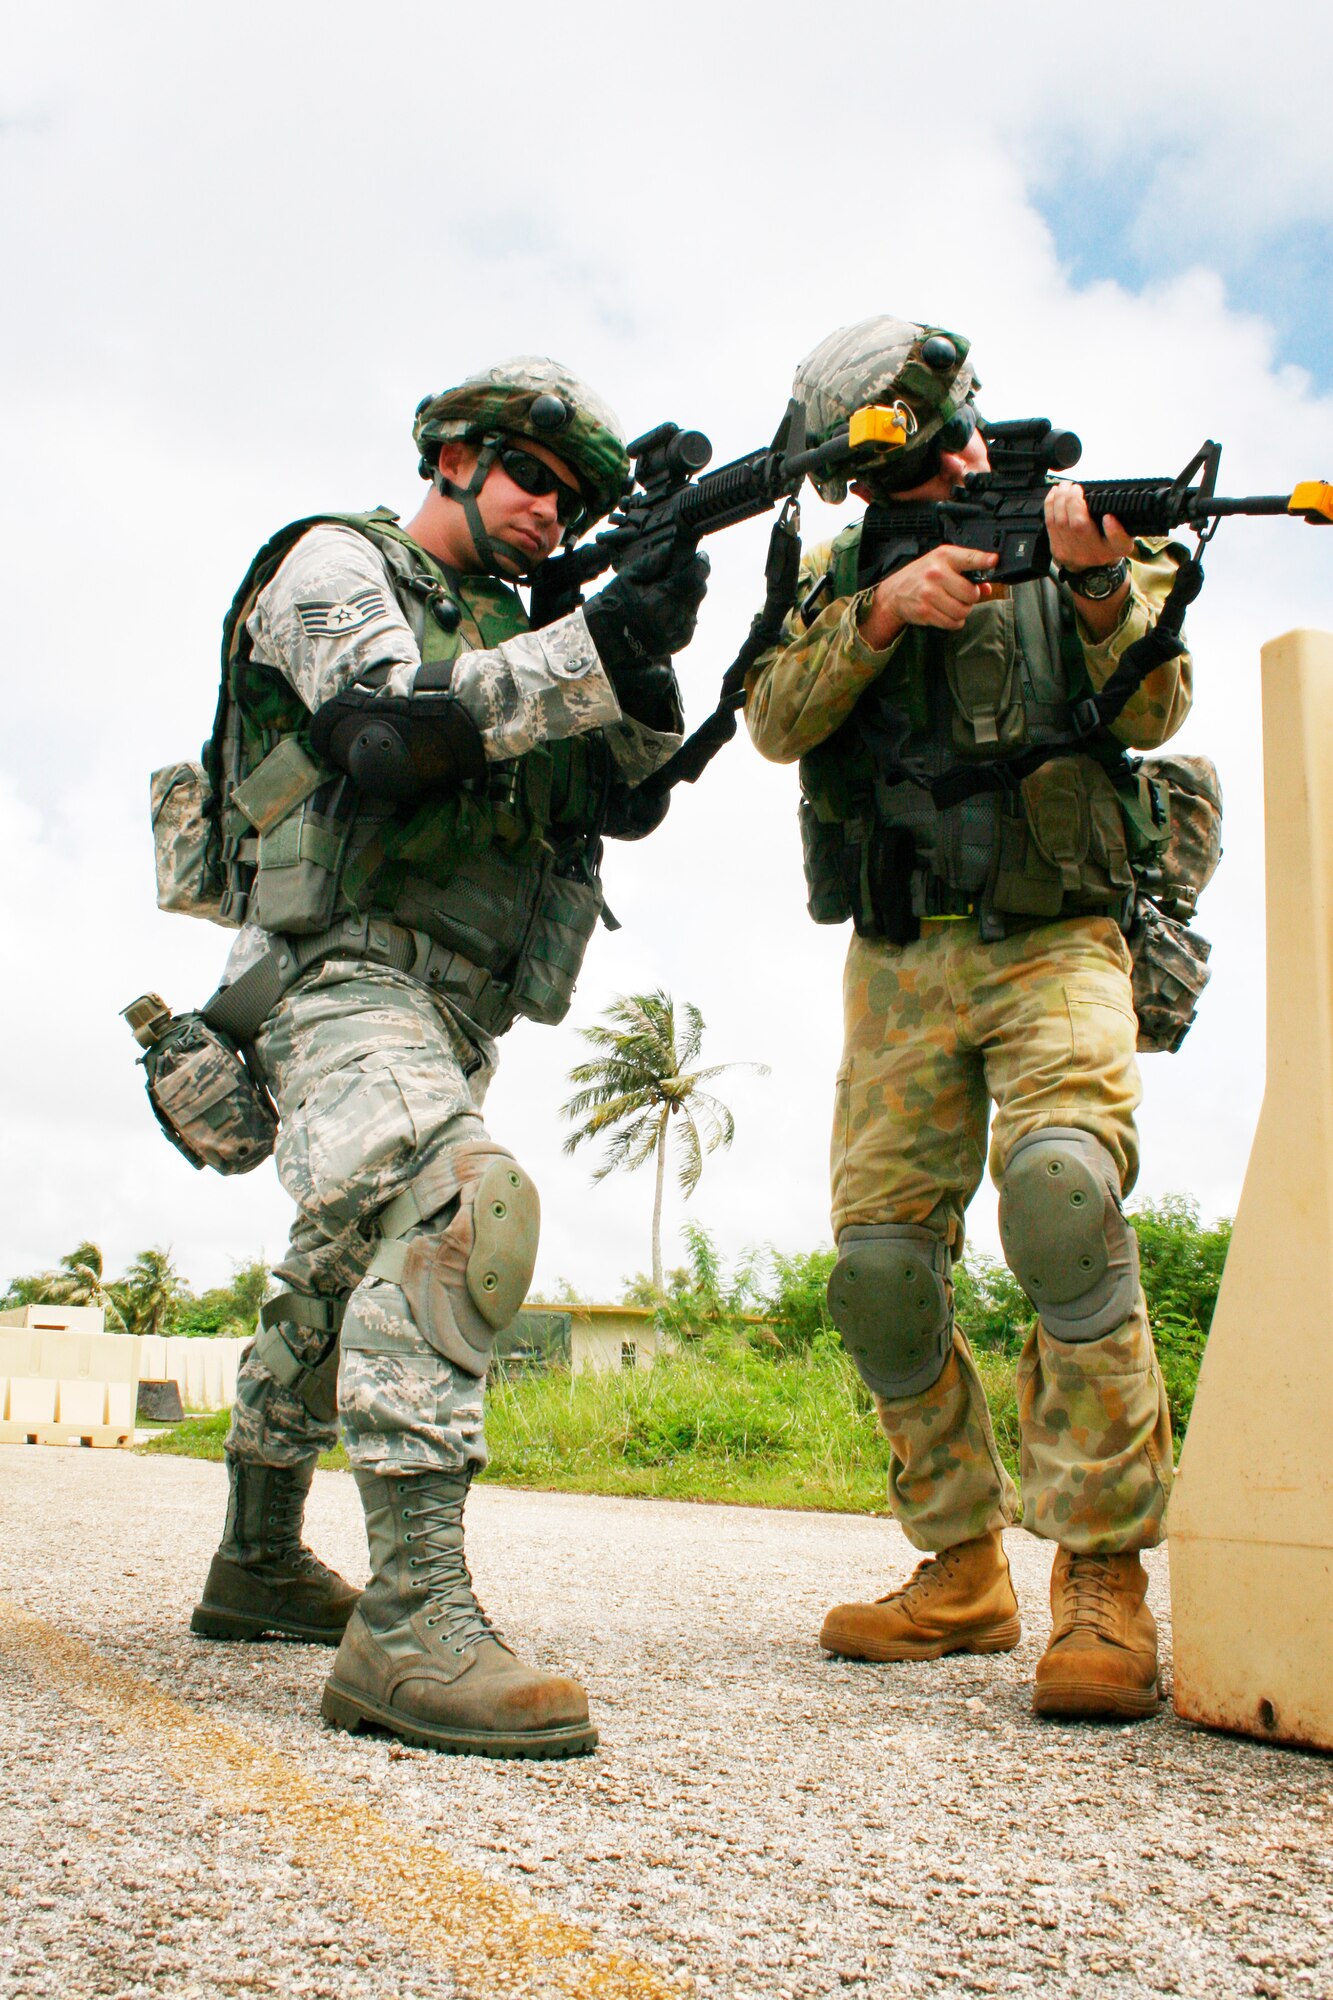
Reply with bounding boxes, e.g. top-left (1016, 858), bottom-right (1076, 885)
top-left (296, 588), bottom-right (392, 637)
